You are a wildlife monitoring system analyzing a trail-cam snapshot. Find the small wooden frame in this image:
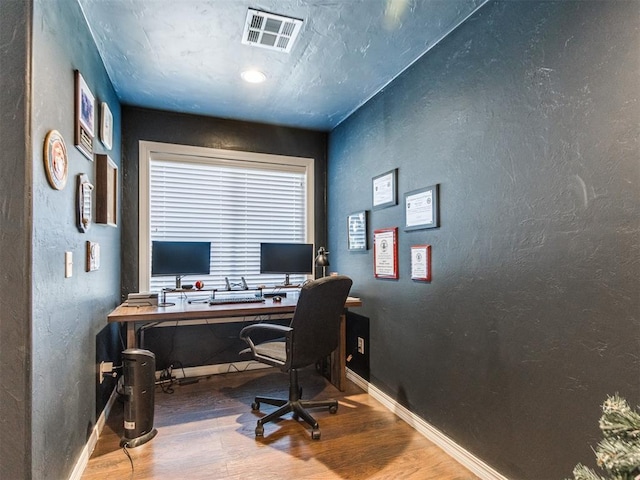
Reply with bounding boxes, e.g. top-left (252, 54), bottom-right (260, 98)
top-left (86, 241), bottom-right (100, 272)
top-left (95, 154), bottom-right (118, 226)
